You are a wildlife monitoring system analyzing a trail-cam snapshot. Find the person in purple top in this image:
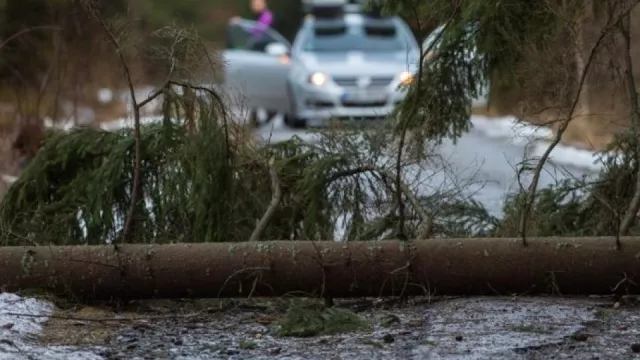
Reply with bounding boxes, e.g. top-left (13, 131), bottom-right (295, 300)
top-left (231, 0), bottom-right (274, 45)
top-left (248, 0), bottom-right (273, 39)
